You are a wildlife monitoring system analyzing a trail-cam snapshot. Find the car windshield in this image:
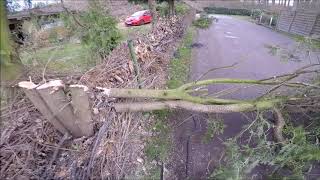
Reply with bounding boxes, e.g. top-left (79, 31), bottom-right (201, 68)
top-left (131, 11), bottom-right (145, 17)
